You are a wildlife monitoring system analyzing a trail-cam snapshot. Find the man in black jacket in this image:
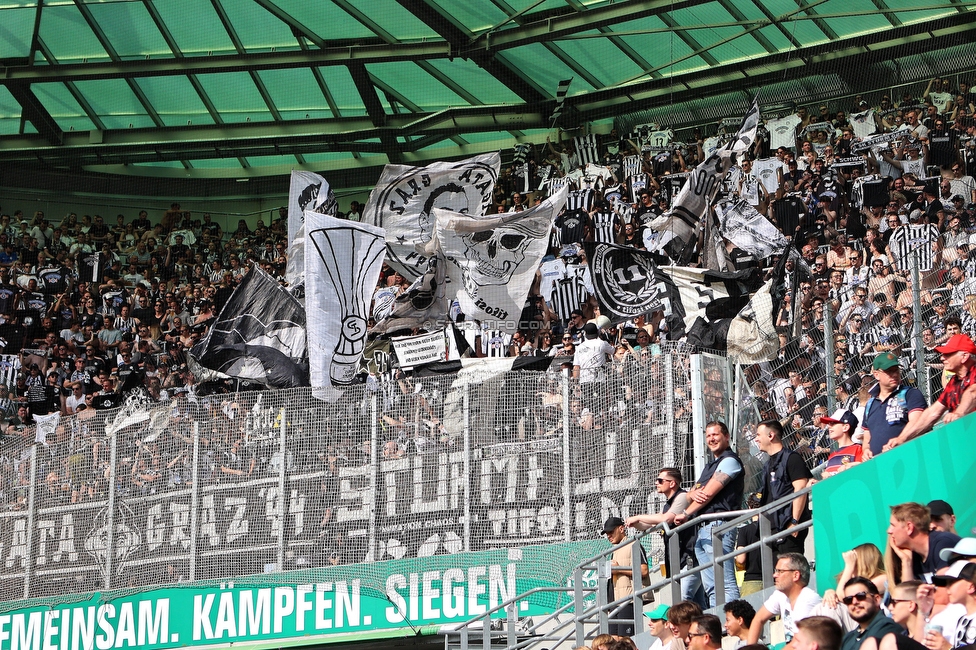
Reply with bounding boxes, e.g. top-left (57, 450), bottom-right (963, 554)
top-left (755, 419), bottom-right (812, 555)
